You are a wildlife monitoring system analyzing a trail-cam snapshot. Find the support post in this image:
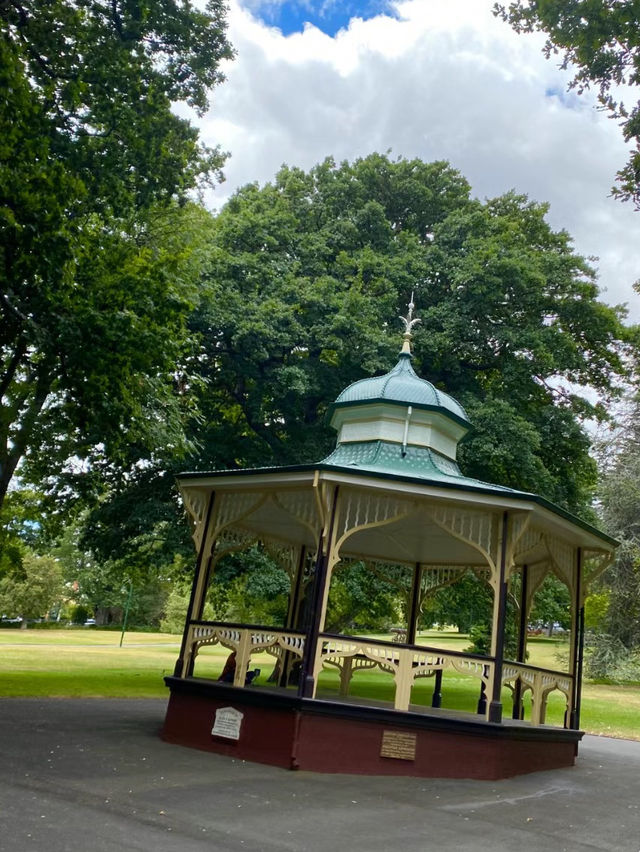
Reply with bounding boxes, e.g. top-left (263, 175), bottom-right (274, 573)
top-left (299, 486), bottom-right (340, 699)
top-left (279, 546), bottom-right (306, 687)
top-left (288, 547), bottom-right (307, 628)
top-left (570, 547), bottom-right (584, 729)
top-left (512, 564), bottom-right (528, 720)
top-left (488, 511), bottom-right (509, 723)
top-left (406, 562), bottom-right (422, 645)
top-left (173, 491), bottom-right (216, 677)
top-left (431, 668), bottom-right (443, 708)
